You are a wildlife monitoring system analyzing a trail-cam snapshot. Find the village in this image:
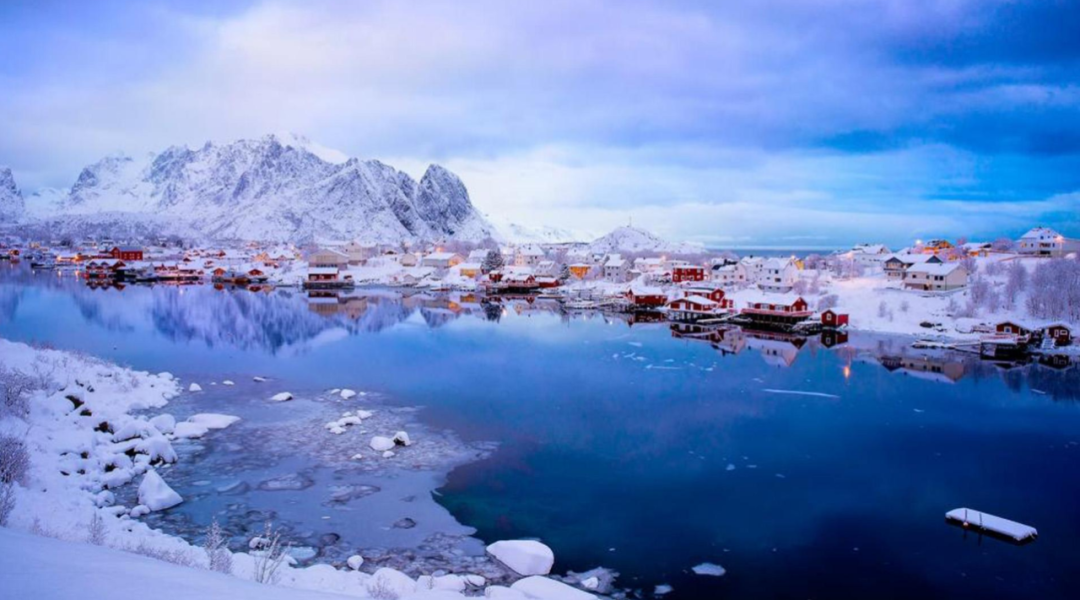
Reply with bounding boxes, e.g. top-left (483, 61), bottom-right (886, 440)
top-left (3, 225), bottom-right (1079, 368)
